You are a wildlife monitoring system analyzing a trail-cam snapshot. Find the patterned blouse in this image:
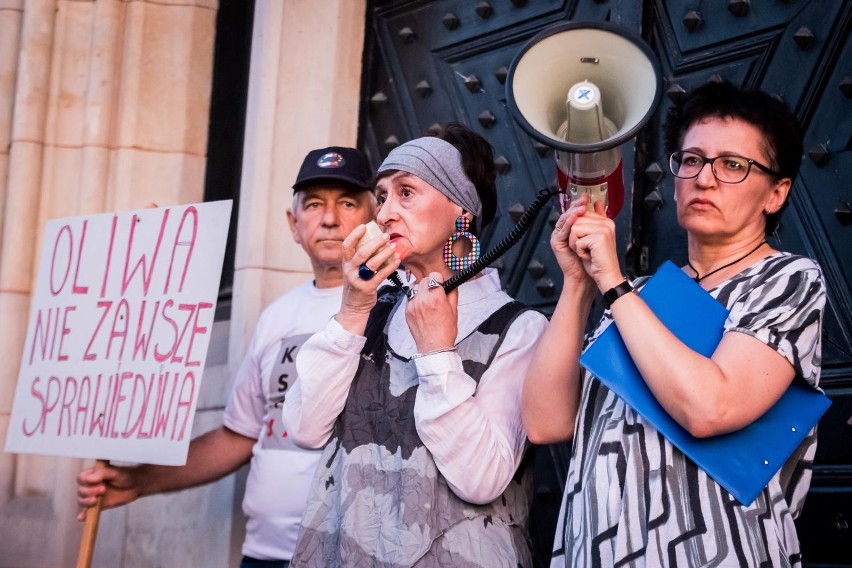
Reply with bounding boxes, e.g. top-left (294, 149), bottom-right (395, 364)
top-left (551, 253), bottom-right (825, 568)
